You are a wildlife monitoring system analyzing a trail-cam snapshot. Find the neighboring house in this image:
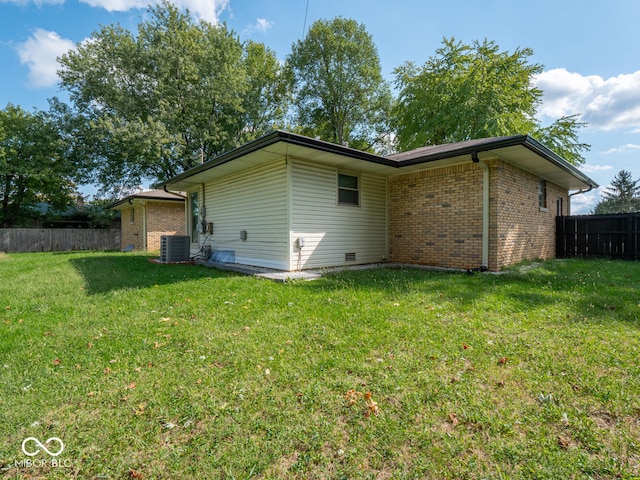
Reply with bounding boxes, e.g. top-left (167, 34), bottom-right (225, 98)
top-left (108, 190), bottom-right (186, 251)
top-left (161, 131), bottom-right (598, 271)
